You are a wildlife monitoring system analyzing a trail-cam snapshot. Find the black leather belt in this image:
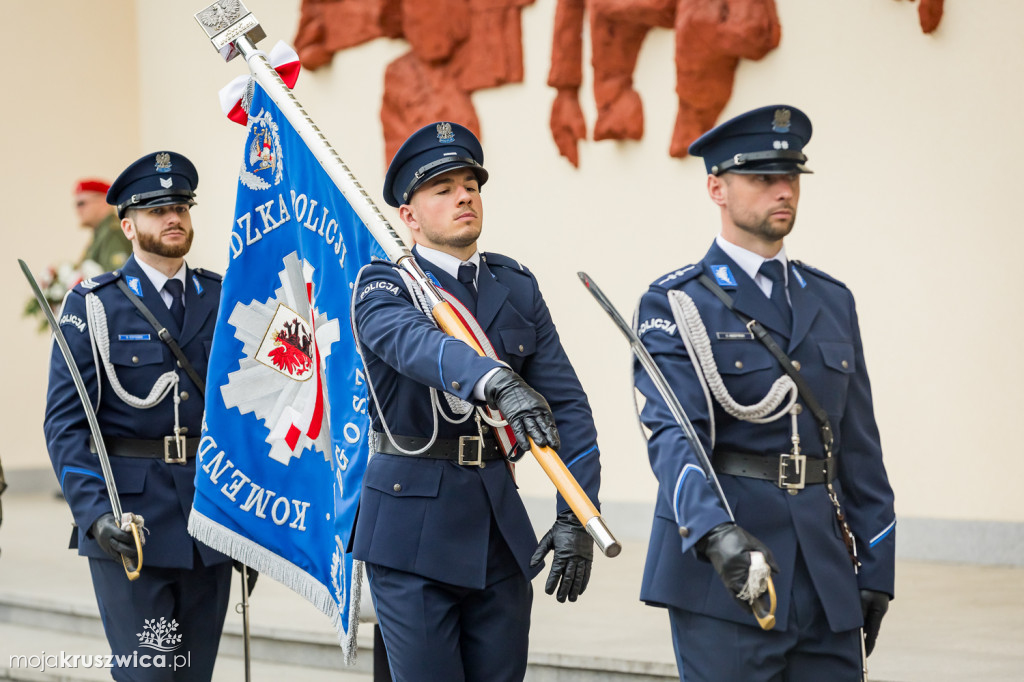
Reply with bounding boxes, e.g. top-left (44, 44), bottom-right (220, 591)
top-left (93, 436), bottom-right (200, 464)
top-left (372, 432), bottom-right (504, 466)
top-left (713, 450), bottom-right (833, 490)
